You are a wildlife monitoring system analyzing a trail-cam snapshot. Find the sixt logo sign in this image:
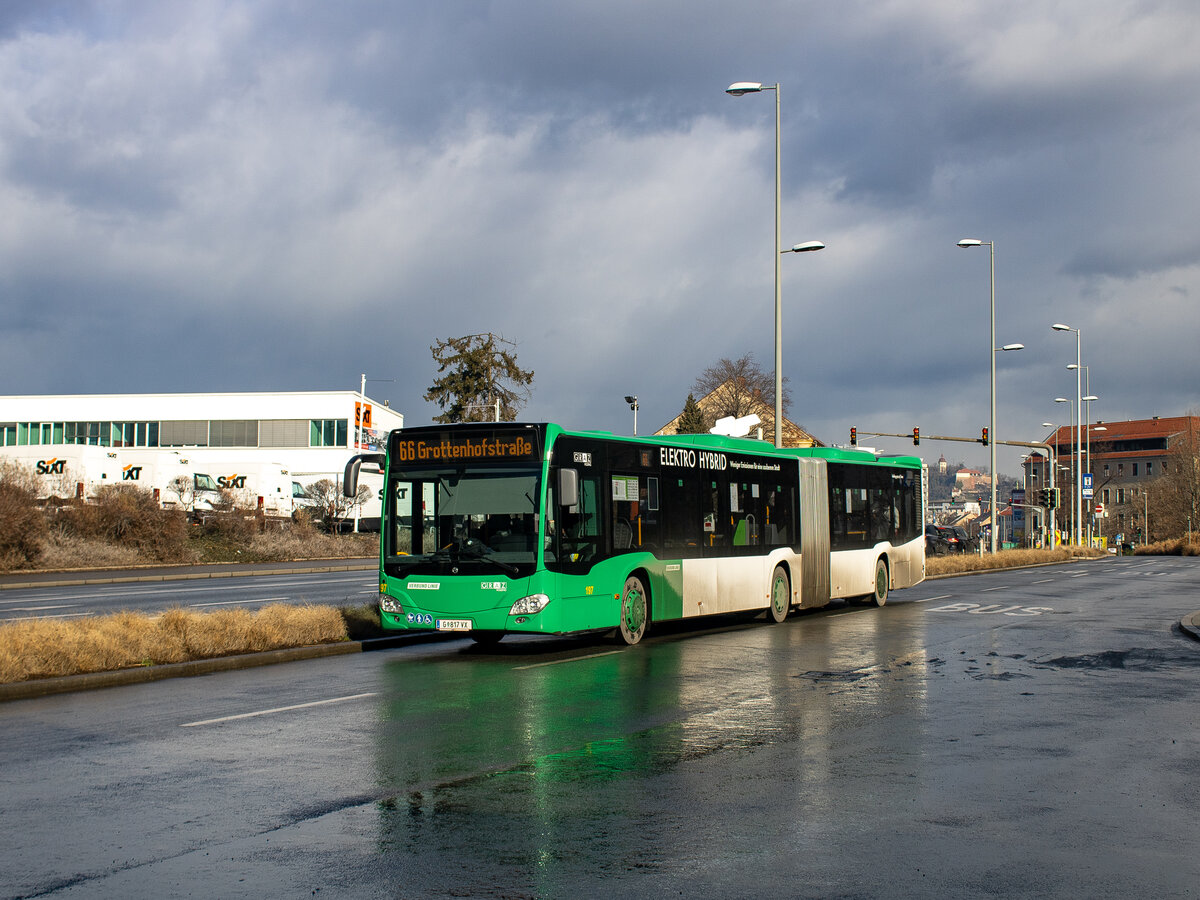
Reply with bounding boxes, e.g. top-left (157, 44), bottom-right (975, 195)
top-left (36, 459), bottom-right (67, 475)
top-left (122, 465), bottom-right (143, 481)
top-left (217, 474), bottom-right (248, 489)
